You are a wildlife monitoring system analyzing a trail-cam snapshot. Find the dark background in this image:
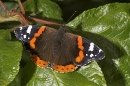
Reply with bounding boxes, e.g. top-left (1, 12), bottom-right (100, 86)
top-left (52, 0), bottom-right (130, 21)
